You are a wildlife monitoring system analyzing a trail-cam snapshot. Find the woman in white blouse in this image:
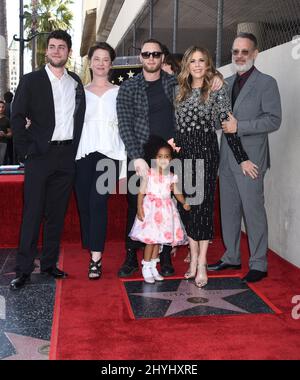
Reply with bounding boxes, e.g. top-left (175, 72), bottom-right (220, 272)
top-left (75, 42), bottom-right (126, 279)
